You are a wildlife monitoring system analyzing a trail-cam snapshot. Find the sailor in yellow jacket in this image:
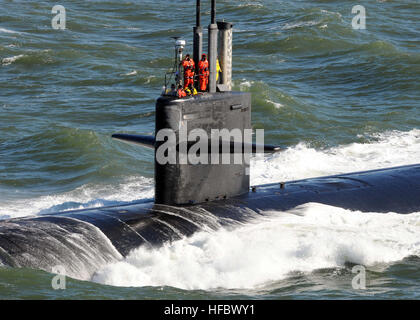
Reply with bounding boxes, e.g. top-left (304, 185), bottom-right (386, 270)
top-left (185, 83), bottom-right (198, 96)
